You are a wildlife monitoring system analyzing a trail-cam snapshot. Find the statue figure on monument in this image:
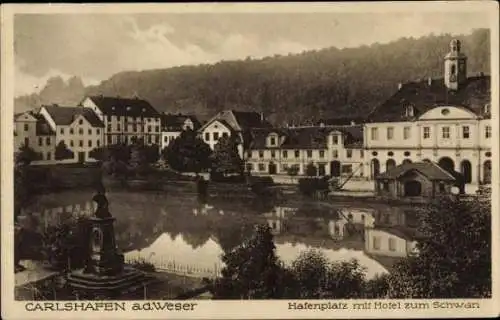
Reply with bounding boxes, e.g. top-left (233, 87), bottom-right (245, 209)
top-left (92, 183), bottom-right (112, 219)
